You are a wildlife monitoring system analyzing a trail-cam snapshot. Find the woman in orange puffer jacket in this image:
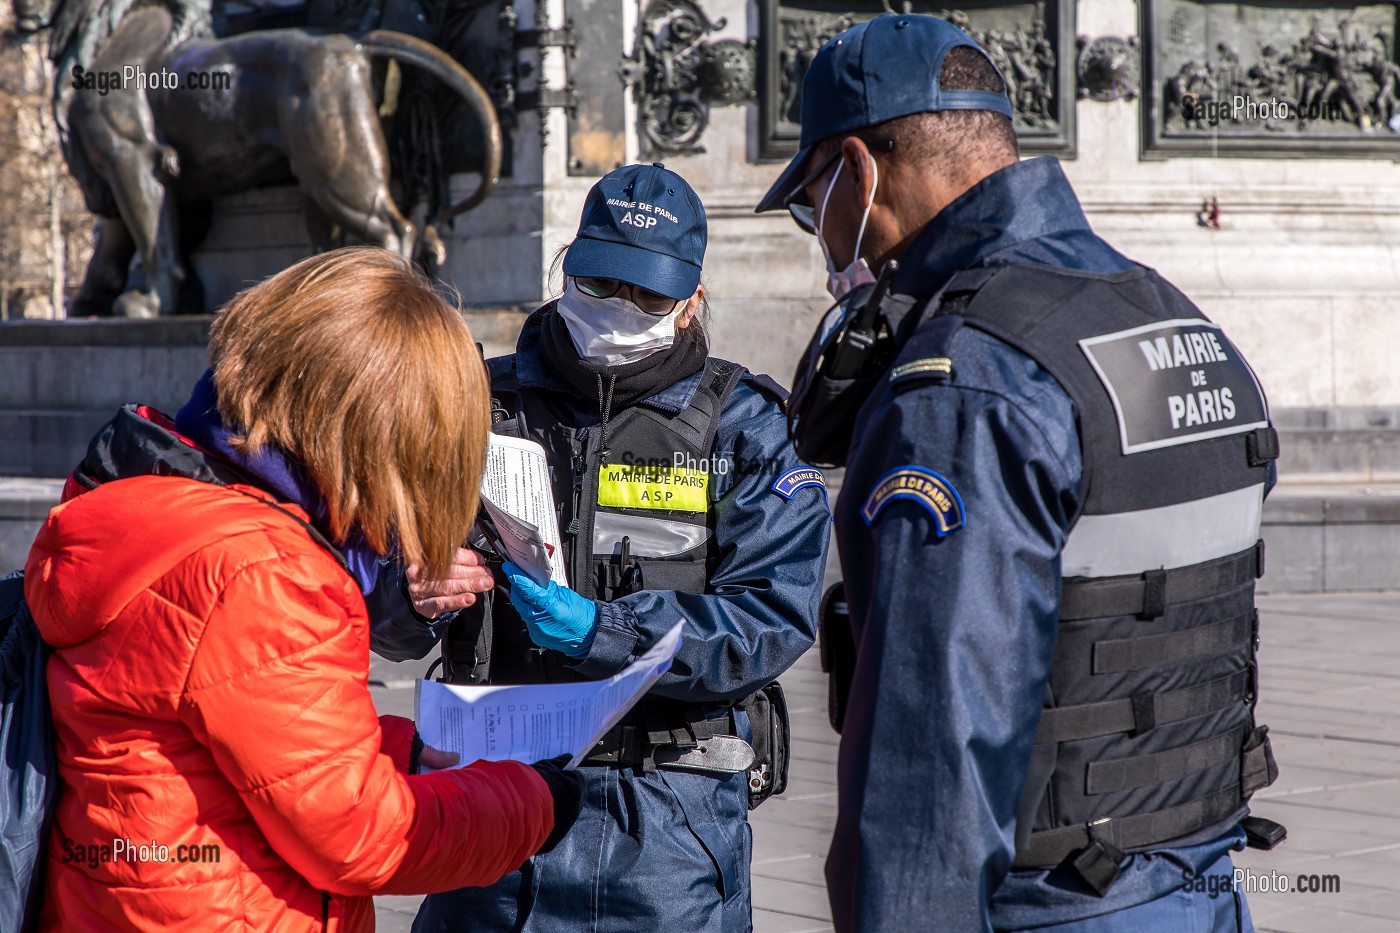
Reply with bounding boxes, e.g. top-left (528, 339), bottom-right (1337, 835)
top-left (23, 247), bottom-right (578, 932)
